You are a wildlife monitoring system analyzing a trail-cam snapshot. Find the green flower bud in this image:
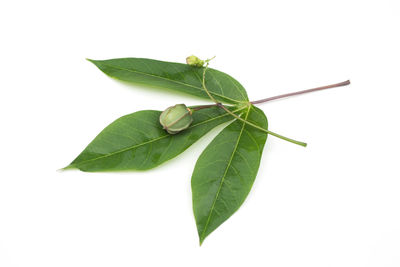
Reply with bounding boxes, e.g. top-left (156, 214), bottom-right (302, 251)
top-left (159, 104), bottom-right (193, 134)
top-left (186, 55), bottom-right (205, 67)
